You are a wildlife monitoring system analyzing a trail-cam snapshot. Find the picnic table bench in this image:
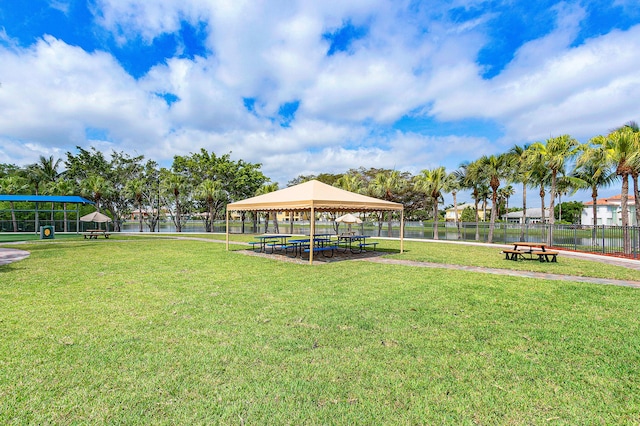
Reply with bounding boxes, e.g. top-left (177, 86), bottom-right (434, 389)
top-left (302, 245), bottom-right (339, 258)
top-left (83, 229), bottom-right (111, 239)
